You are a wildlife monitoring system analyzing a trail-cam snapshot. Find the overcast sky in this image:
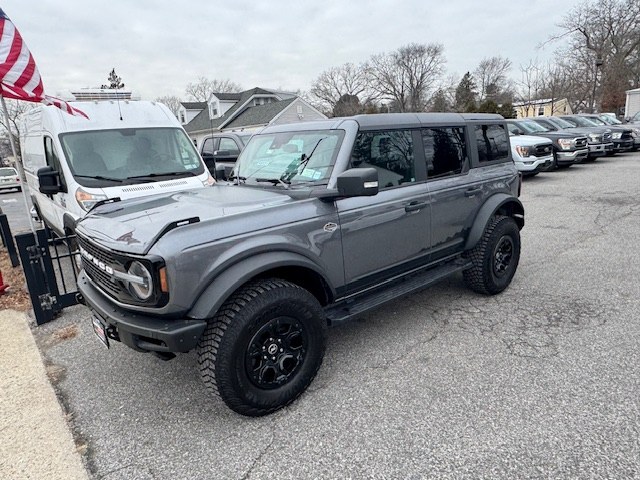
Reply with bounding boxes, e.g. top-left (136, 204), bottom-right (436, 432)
top-left (3, 0), bottom-right (580, 101)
